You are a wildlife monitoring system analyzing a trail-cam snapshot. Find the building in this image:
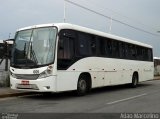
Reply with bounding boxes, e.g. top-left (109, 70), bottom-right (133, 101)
top-left (154, 57), bottom-right (160, 76)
